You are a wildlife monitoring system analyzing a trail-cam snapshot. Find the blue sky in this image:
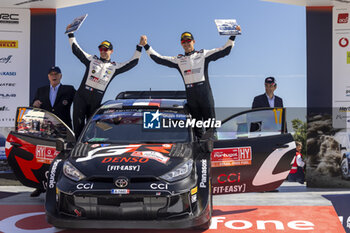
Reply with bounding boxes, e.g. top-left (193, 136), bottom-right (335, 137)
top-left (56, 0), bottom-right (306, 109)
